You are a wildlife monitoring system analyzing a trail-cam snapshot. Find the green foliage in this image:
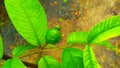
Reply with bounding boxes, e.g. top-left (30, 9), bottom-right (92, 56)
top-left (45, 28), bottom-right (62, 44)
top-left (2, 57), bottom-right (27, 68)
top-left (38, 56), bottom-right (61, 68)
top-left (67, 31), bottom-right (88, 44)
top-left (83, 46), bottom-right (100, 68)
top-left (4, 0), bottom-right (120, 67)
top-left (4, 0), bottom-right (47, 46)
top-left (0, 35), bottom-right (3, 59)
top-left (12, 45), bottom-right (36, 57)
top-left (87, 15), bottom-right (120, 44)
top-left (62, 48), bottom-right (84, 68)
